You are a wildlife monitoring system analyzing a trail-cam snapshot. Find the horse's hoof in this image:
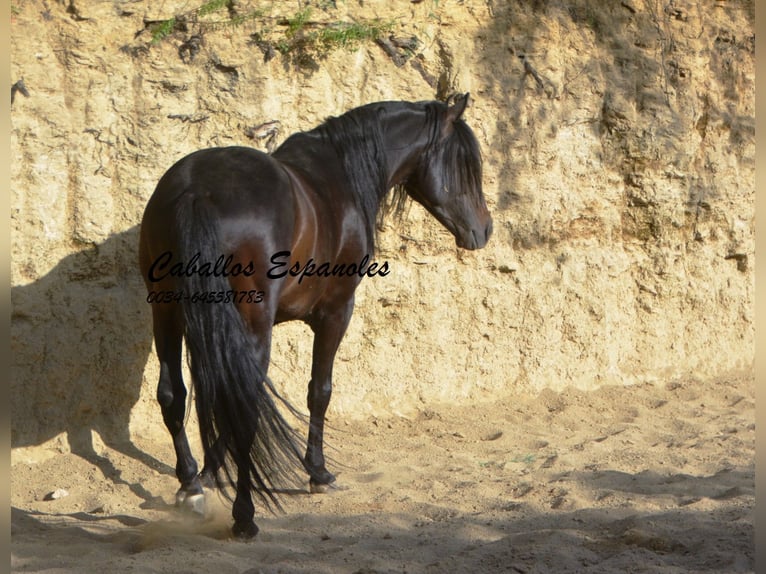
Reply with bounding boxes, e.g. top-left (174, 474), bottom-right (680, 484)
top-left (310, 474), bottom-right (344, 494)
top-left (175, 490), bottom-right (206, 517)
top-left (310, 481), bottom-right (332, 494)
top-left (183, 493), bottom-right (206, 517)
top-left (308, 468), bottom-right (336, 494)
top-left (232, 520), bottom-right (259, 540)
